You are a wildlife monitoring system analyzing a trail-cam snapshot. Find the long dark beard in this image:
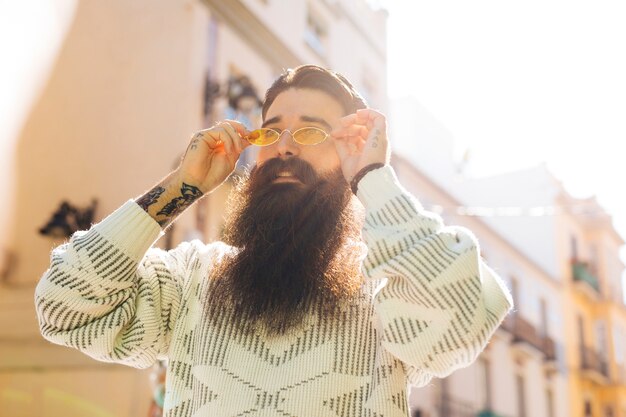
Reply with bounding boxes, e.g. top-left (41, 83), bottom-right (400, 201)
top-left (205, 157), bottom-right (364, 337)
